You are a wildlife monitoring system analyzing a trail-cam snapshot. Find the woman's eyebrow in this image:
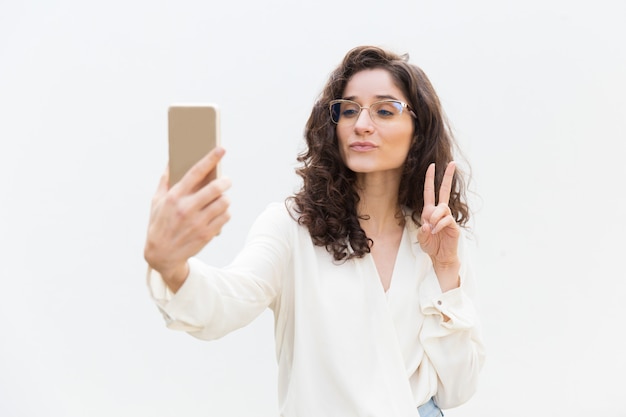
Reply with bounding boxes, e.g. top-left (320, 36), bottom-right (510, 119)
top-left (342, 94), bottom-right (400, 101)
